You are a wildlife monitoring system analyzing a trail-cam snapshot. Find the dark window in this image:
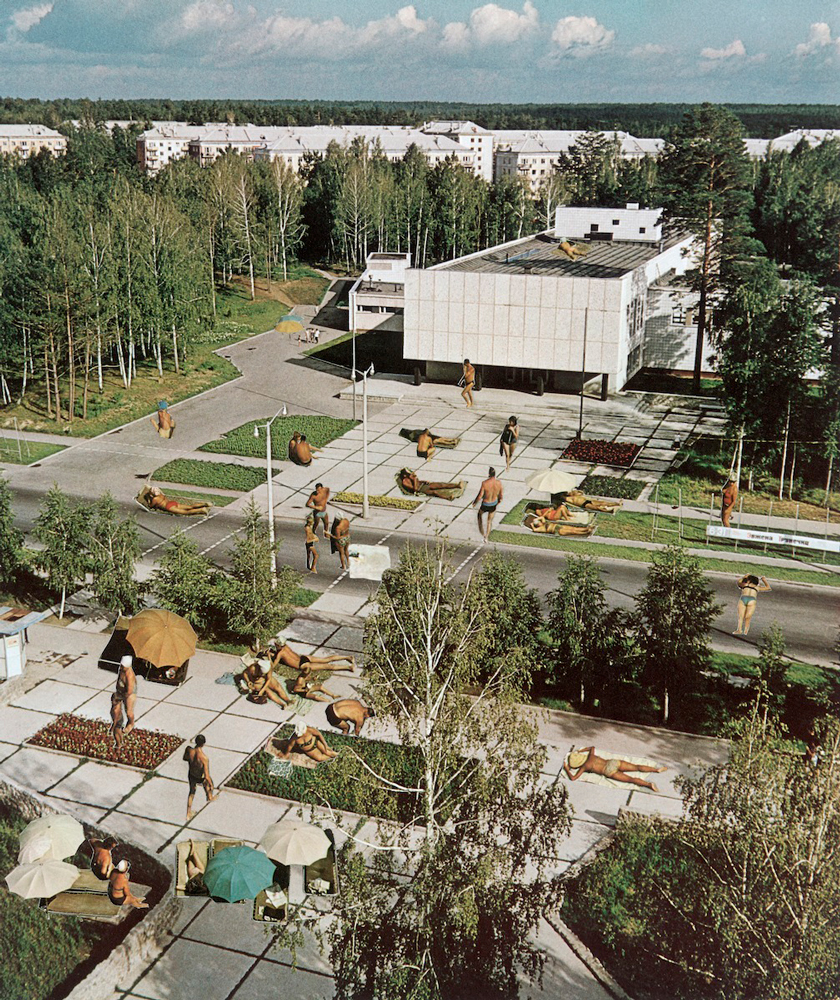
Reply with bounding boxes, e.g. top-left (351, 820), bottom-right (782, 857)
top-left (612, 219), bottom-right (620, 225)
top-left (590, 224), bottom-right (599, 232)
top-left (639, 227), bottom-right (646, 234)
